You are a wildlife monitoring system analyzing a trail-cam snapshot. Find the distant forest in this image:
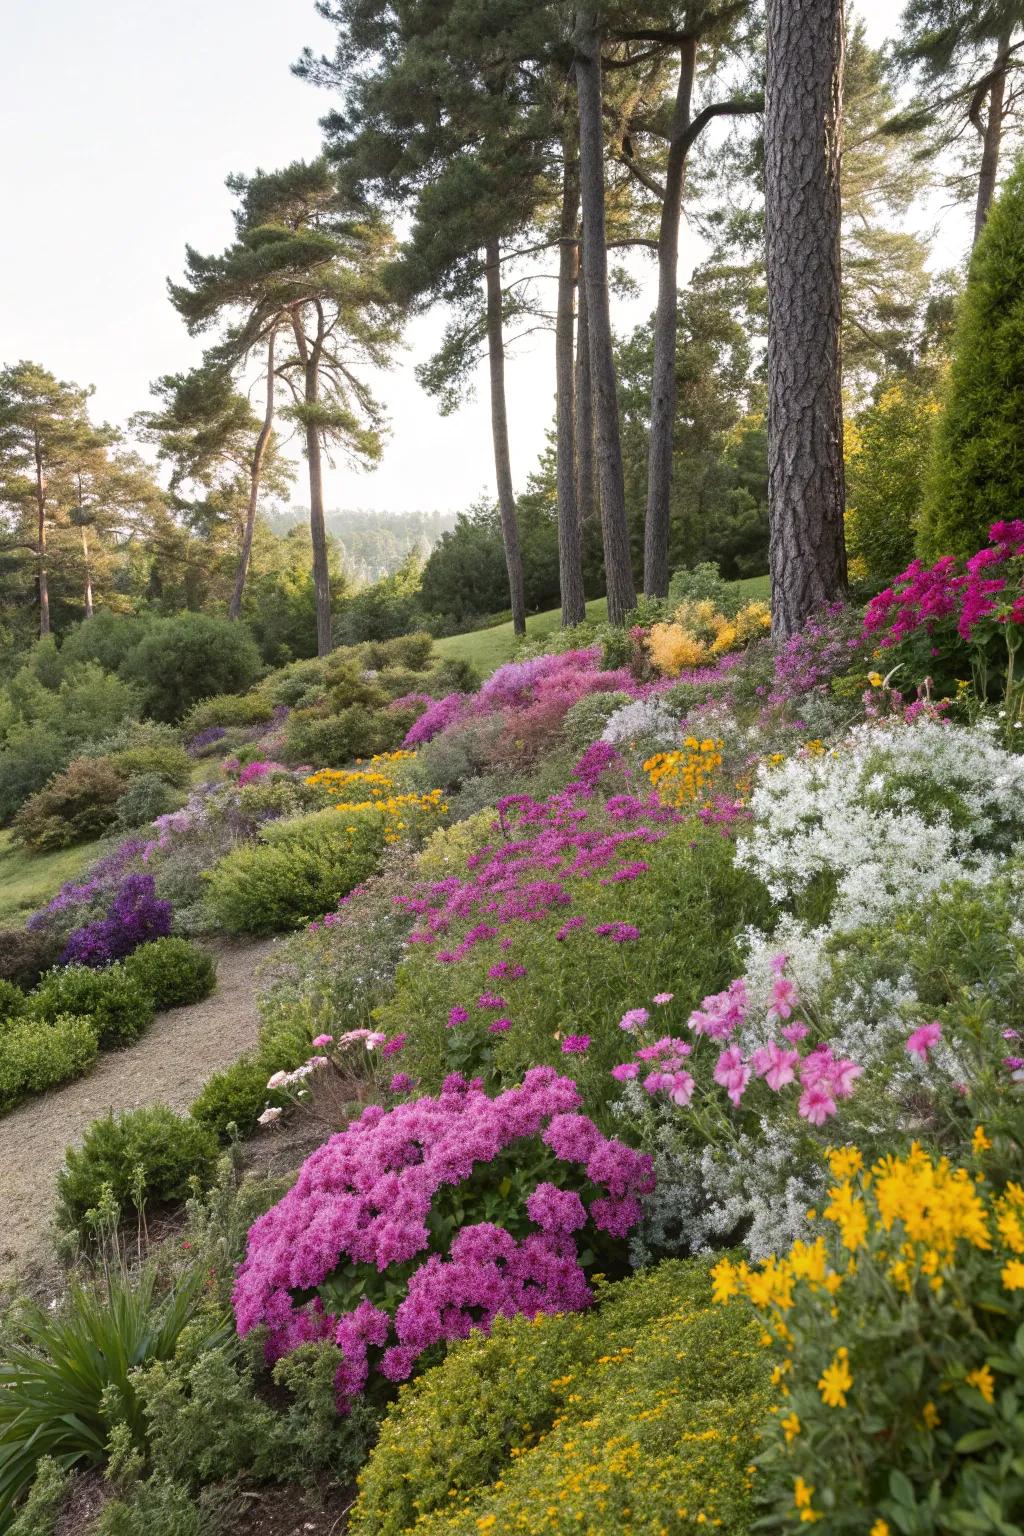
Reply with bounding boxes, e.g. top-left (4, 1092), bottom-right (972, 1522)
top-left (265, 507), bottom-right (456, 587)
